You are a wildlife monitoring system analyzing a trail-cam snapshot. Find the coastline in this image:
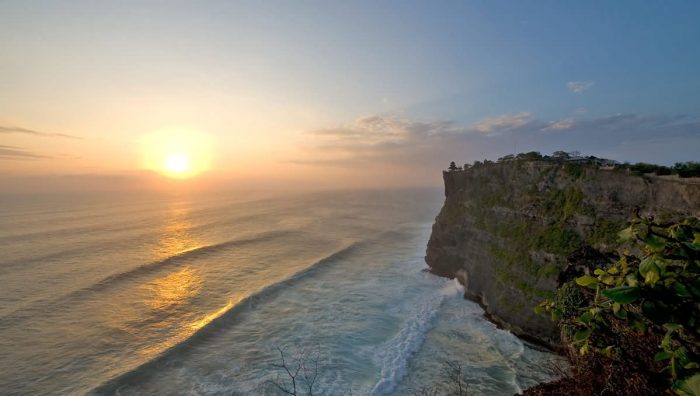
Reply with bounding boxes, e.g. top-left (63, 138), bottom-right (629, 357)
top-left (425, 268), bottom-right (562, 353)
